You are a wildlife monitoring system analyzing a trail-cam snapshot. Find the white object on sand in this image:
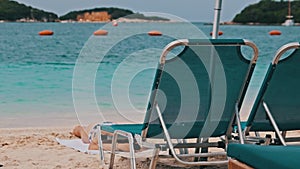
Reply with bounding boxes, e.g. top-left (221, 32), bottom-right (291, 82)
top-left (56, 138), bottom-right (99, 155)
top-left (56, 138), bottom-right (155, 158)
